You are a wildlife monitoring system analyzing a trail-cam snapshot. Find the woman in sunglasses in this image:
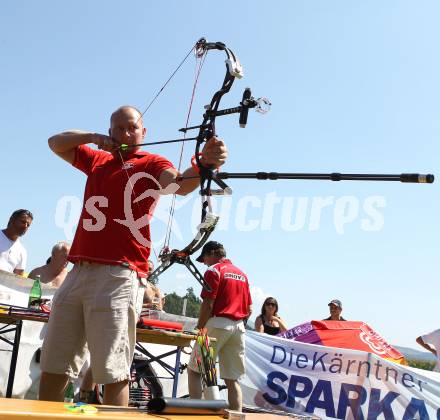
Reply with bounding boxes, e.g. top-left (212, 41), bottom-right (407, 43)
top-left (255, 297), bottom-right (288, 335)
